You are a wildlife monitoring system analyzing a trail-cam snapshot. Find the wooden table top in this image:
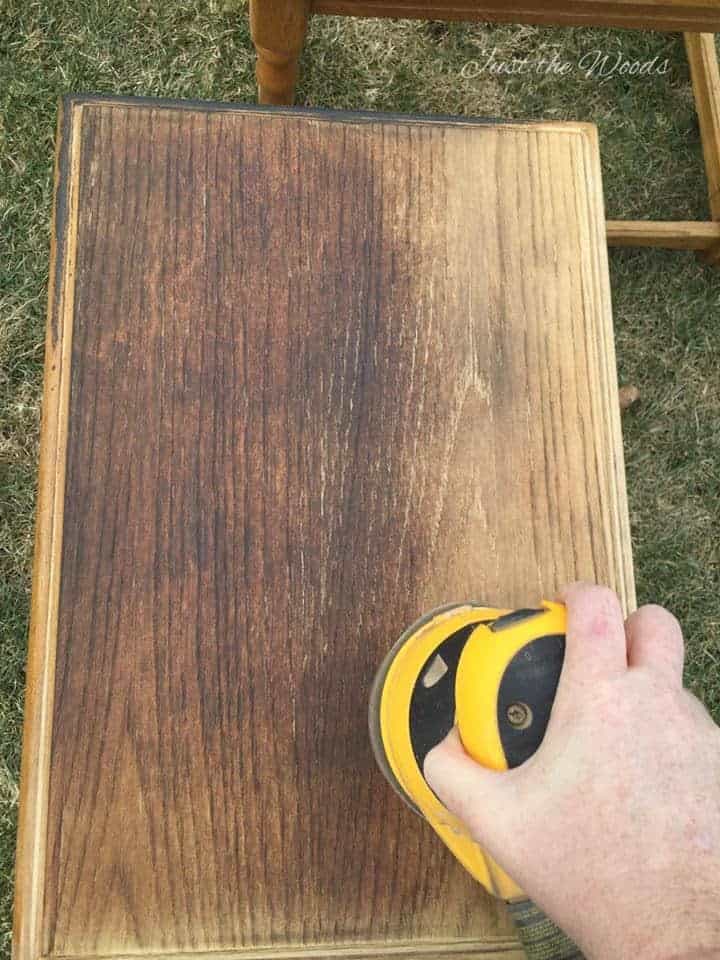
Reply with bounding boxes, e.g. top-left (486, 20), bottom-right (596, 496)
top-left (15, 95), bottom-right (634, 960)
